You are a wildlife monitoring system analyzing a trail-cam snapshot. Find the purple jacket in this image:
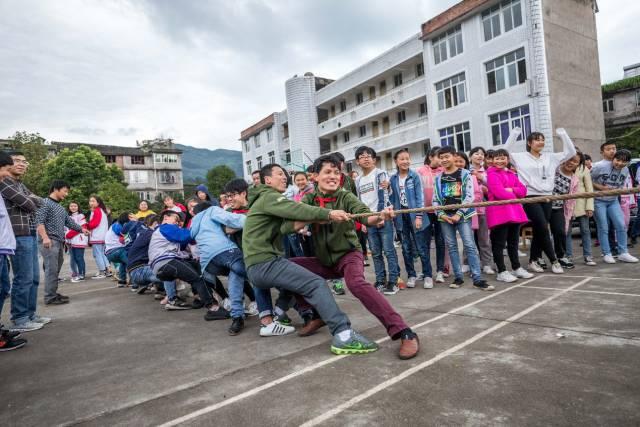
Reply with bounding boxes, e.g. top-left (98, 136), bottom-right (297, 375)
top-left (486, 167), bottom-right (528, 229)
